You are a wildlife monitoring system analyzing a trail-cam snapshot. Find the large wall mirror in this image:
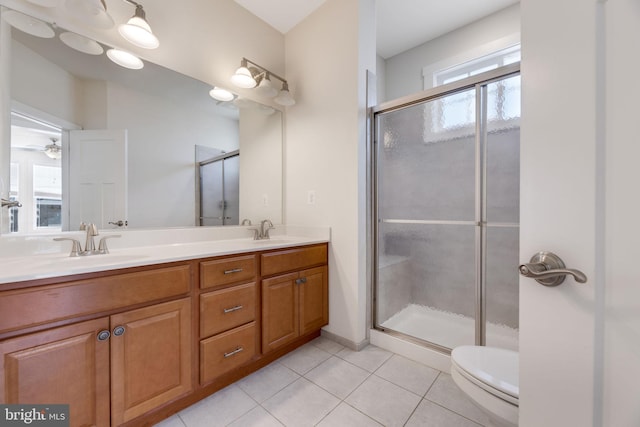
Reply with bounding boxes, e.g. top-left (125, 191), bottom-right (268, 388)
top-left (1, 8), bottom-right (283, 234)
